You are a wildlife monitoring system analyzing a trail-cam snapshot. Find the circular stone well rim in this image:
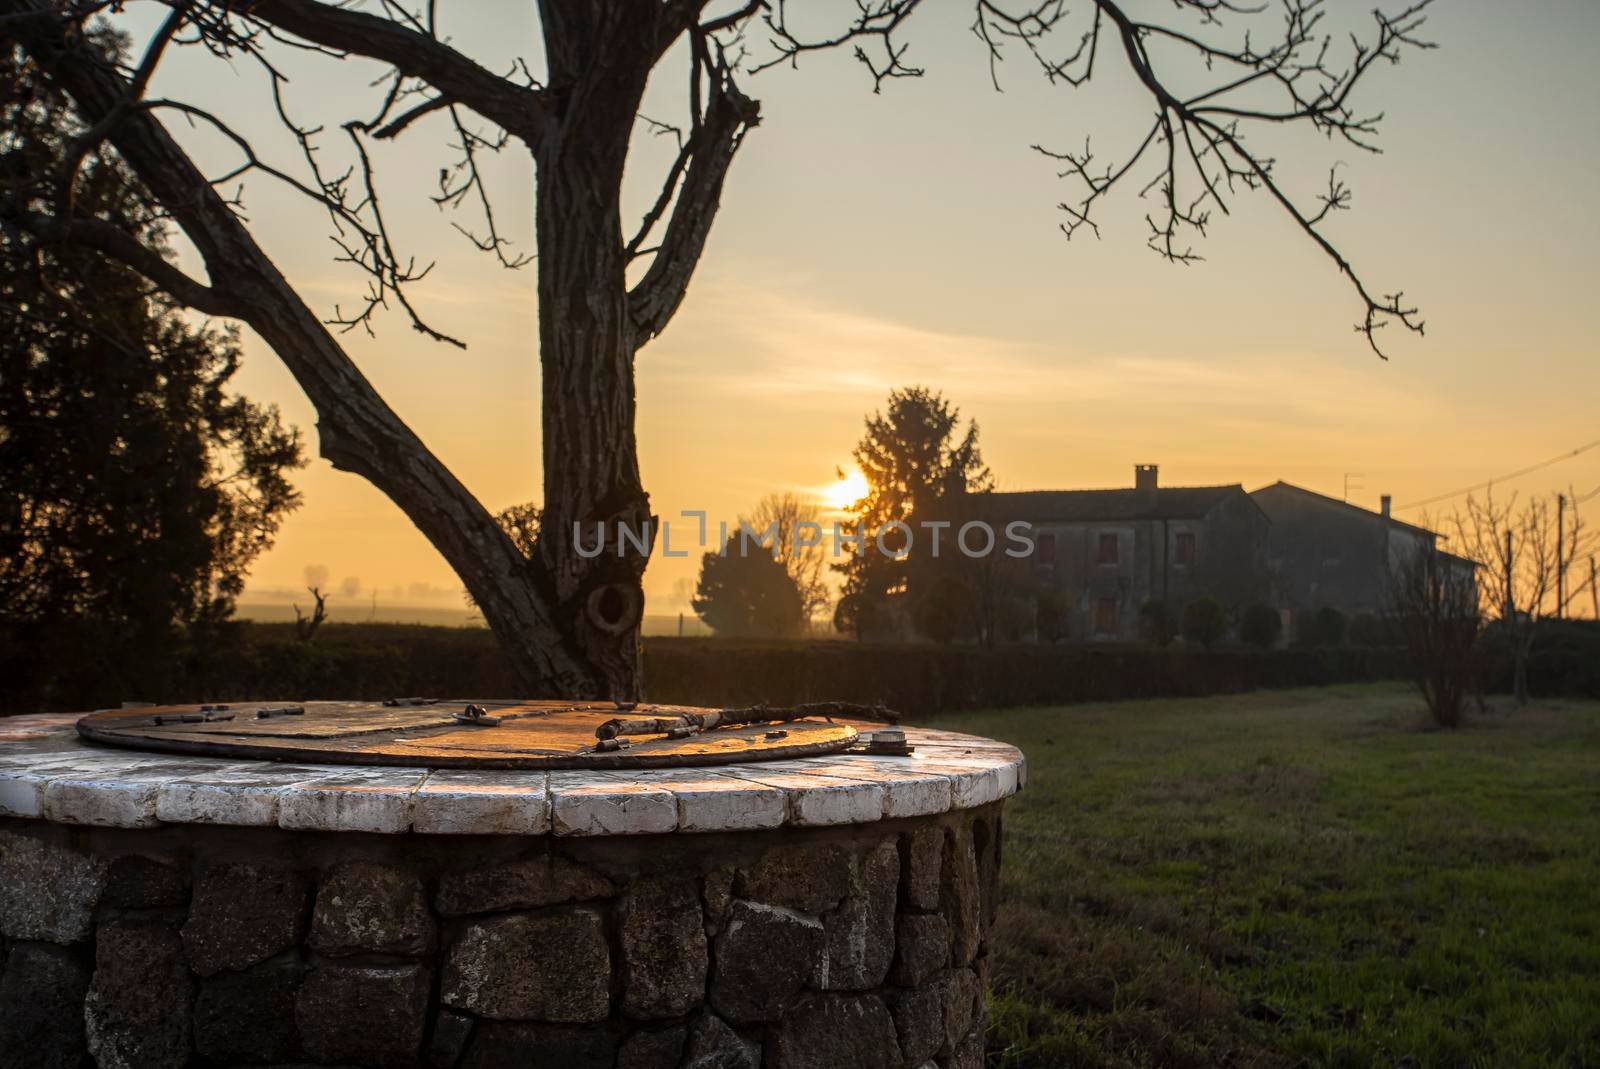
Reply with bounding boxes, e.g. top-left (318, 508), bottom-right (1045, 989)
top-left (0, 713), bottom-right (1025, 838)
